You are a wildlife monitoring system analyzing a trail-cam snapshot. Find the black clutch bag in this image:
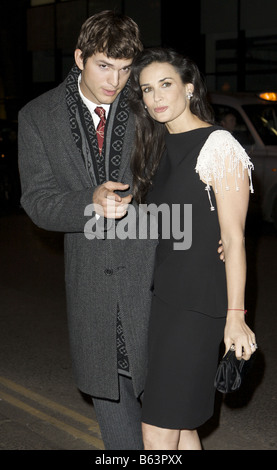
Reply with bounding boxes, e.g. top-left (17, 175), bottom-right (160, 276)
top-left (214, 346), bottom-right (256, 393)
